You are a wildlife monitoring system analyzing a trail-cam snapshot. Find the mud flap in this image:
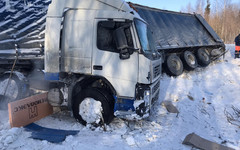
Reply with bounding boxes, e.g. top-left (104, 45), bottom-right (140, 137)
top-left (24, 123), bottom-right (79, 143)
